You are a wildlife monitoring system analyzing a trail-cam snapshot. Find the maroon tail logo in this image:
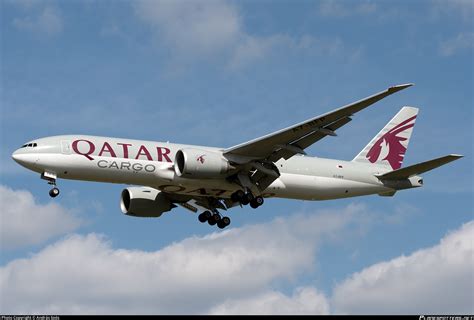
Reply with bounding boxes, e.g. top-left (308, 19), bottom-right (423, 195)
top-left (366, 115), bottom-right (416, 170)
top-left (197, 154), bottom-right (206, 164)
